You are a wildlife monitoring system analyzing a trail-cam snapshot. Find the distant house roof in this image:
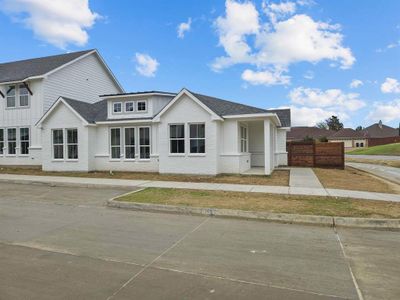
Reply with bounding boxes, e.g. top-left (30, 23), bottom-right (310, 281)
top-left (0, 50), bottom-right (95, 84)
top-left (328, 128), bottom-right (366, 139)
top-left (287, 127), bottom-right (333, 141)
top-left (51, 91), bottom-right (291, 127)
top-left (362, 122), bottom-right (399, 138)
